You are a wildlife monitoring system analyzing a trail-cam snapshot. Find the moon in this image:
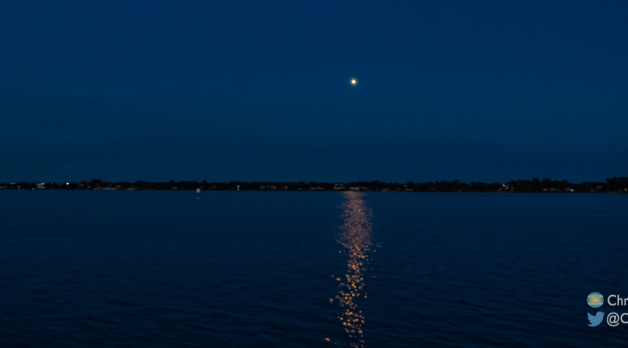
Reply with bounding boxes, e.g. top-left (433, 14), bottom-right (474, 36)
top-left (350, 78), bottom-right (358, 86)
